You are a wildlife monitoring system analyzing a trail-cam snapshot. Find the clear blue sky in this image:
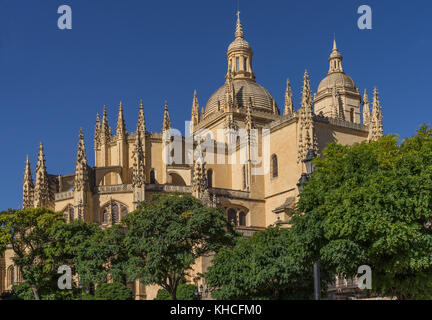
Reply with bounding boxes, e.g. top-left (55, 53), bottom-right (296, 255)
top-left (0, 0), bottom-right (431, 210)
